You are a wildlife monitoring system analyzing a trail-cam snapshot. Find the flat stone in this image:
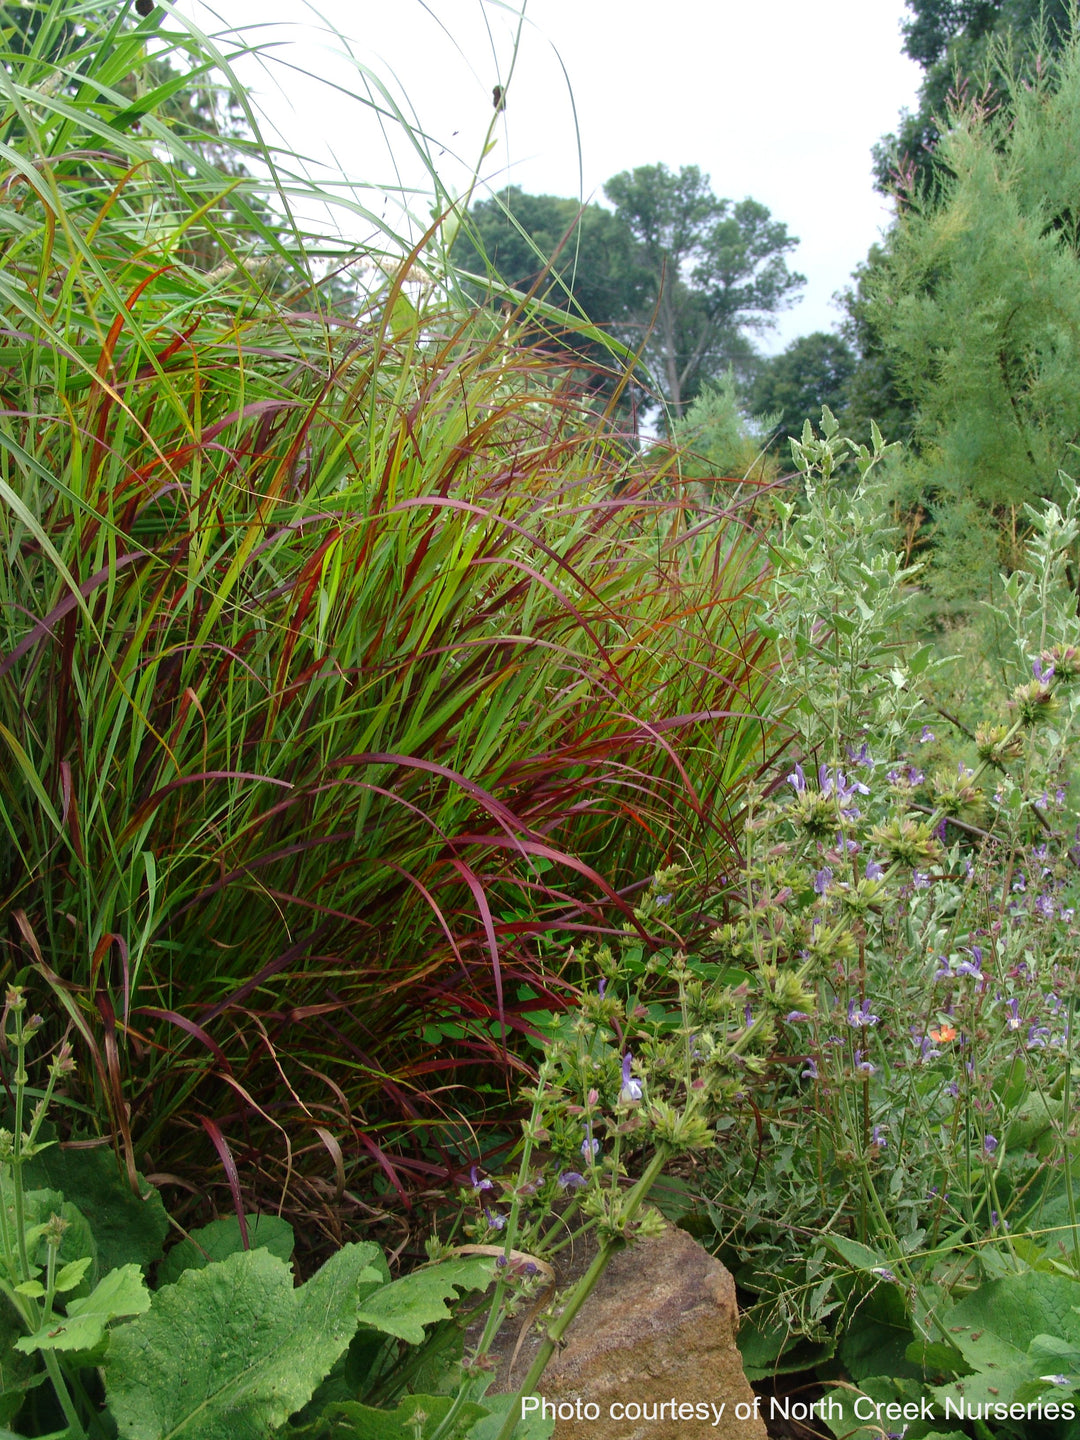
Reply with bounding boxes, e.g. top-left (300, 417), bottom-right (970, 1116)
top-left (516, 1226), bottom-right (768, 1440)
